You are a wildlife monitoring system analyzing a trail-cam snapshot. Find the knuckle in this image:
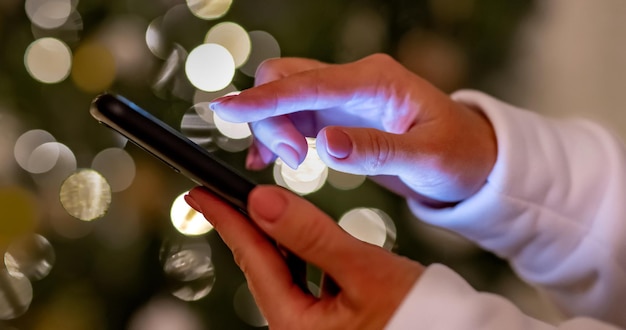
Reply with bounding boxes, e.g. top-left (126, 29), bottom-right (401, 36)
top-left (291, 215), bottom-right (330, 256)
top-left (362, 131), bottom-right (395, 173)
